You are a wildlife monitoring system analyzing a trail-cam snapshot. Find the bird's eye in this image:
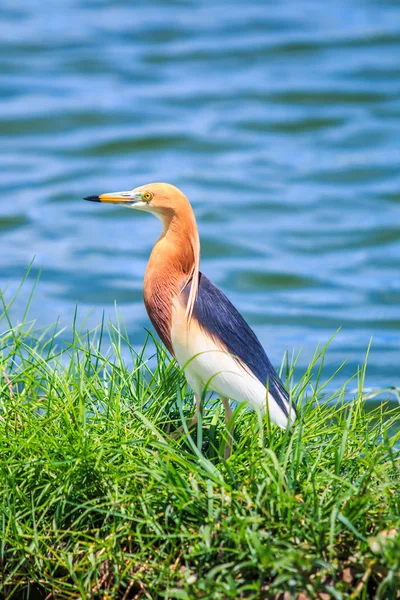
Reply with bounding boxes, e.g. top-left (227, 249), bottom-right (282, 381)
top-left (143, 191), bottom-right (153, 202)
